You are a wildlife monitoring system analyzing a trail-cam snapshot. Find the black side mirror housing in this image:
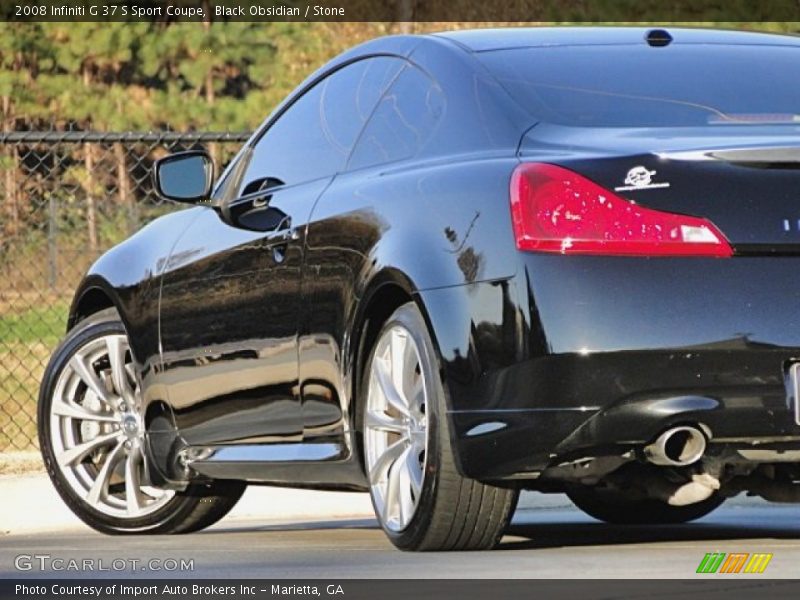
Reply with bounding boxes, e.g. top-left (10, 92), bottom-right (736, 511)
top-left (153, 150), bottom-right (214, 203)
